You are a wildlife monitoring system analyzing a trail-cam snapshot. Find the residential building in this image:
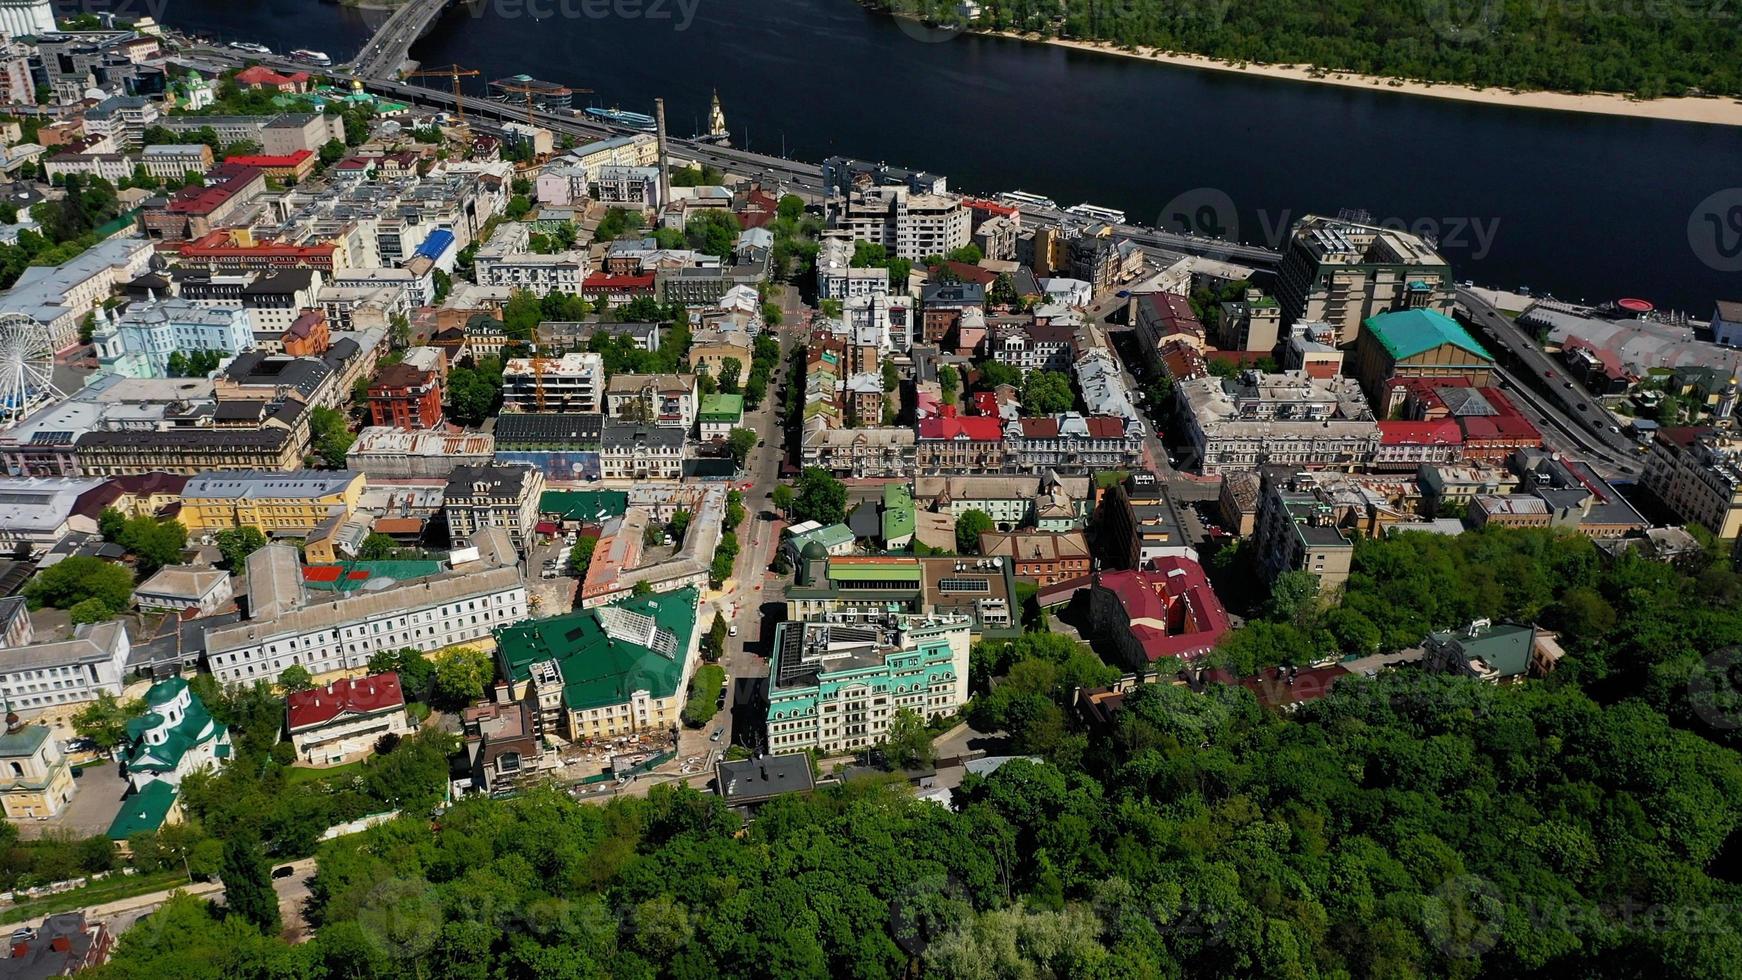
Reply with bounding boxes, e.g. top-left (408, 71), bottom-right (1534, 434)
top-left (1509, 450), bottom-right (1647, 538)
top-left (1354, 309), bottom-right (1495, 414)
top-left (978, 530), bottom-right (1091, 586)
top-left (141, 143), bottom-right (213, 179)
top-left (600, 421), bottom-right (684, 480)
top-left (1253, 470), bottom-right (1358, 592)
top-left (1424, 620), bottom-right (1563, 683)
top-left (828, 184), bottom-right (971, 261)
top-left (367, 362), bottom-right (444, 430)
top-left (494, 588), bottom-right (699, 742)
top-left (179, 470), bottom-right (364, 536)
top-left (474, 230), bottom-right (588, 294)
top-left (0, 596), bottom-right (34, 649)
top-left (443, 464), bottom-right (546, 550)
top-left (0, 236), bottom-right (154, 349)
top-left (1178, 370), bottom-right (1381, 475)
top-left (1418, 463), bottom-right (1519, 514)
top-left (1003, 414), bottom-right (1144, 474)
top-left (0, 622), bottom-right (130, 711)
top-left (1097, 473), bottom-right (1199, 569)
top-left (134, 565), bottom-right (233, 616)
top-left (716, 754), bottom-right (815, 814)
top-left (782, 522), bottom-right (856, 568)
top-left (816, 233), bottom-right (890, 300)
top-left (1372, 419), bottom-right (1464, 471)
top-left (91, 300), bottom-right (253, 379)
top-left (140, 164), bottom-right (267, 242)
top-left (765, 614), bottom-right (971, 755)
top-left (502, 351), bottom-right (606, 414)
top-left (286, 673), bottom-right (412, 766)
top-left (915, 415), bottom-right (1004, 475)
top-left (1218, 288), bottom-right (1283, 352)
top-left (0, 714), bottom-right (76, 820)
top-left (1642, 427), bottom-right (1742, 538)
top-left (44, 151), bottom-right (132, 182)
top-left (698, 392), bottom-right (744, 442)
top-left (801, 426), bottom-right (916, 478)
top-left (1275, 214), bottom-right (1456, 344)
top-left (604, 373), bottom-right (698, 430)
top-left (844, 373), bottom-right (885, 427)
top-left (1088, 560), bottom-right (1231, 667)
top-left (1468, 493), bottom-right (1551, 529)
top-left (914, 472), bottom-right (1092, 531)
top-left (259, 112), bottom-right (344, 156)
top-left (204, 530), bottom-right (527, 685)
top-left (0, 913), bottom-right (111, 974)
top-left (223, 150), bottom-right (317, 182)
top-left (461, 697), bottom-right (545, 794)
top-left (881, 482), bottom-right (917, 549)
top-left (492, 413), bottom-right (601, 481)
top-left (75, 423), bottom-right (307, 478)
top-left (1130, 291), bottom-right (1205, 372)
top-left (82, 94), bottom-right (158, 149)
top-left (786, 554), bottom-right (1020, 638)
